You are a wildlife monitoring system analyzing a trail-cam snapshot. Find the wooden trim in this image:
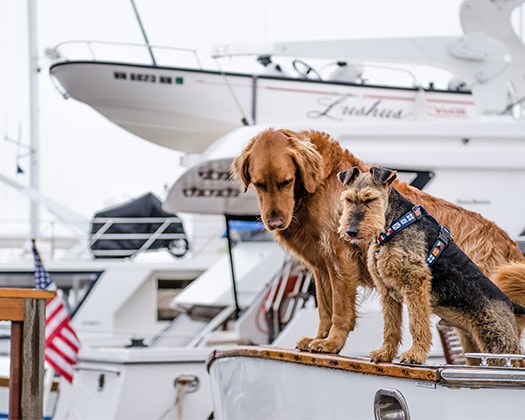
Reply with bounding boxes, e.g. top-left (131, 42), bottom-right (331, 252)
top-left (207, 346), bottom-right (440, 382)
top-left (0, 299), bottom-right (25, 322)
top-left (0, 288), bottom-right (54, 300)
